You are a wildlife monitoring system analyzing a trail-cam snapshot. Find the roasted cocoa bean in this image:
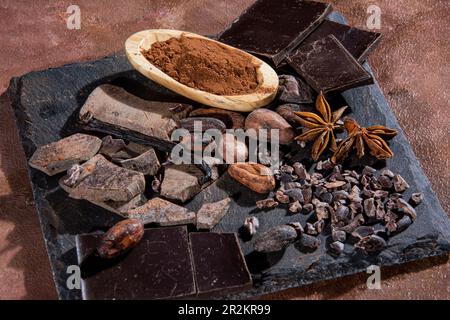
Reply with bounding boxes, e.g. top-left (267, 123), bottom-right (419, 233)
top-left (97, 219), bottom-right (144, 259)
top-left (228, 163), bottom-right (276, 194)
top-left (245, 108), bottom-right (295, 145)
